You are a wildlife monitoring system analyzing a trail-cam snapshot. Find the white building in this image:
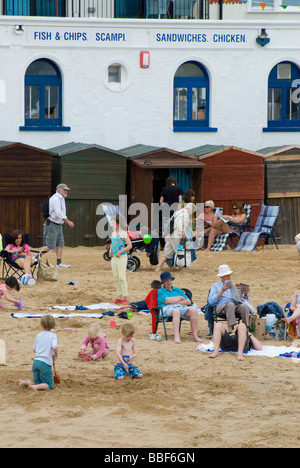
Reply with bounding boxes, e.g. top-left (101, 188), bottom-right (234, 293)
top-left (0, 0), bottom-right (299, 152)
